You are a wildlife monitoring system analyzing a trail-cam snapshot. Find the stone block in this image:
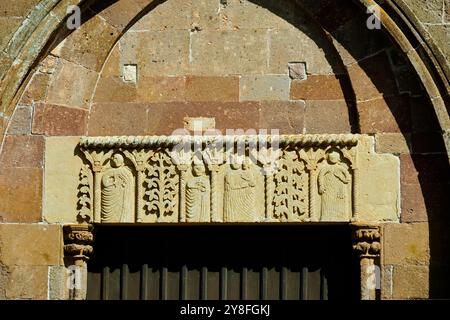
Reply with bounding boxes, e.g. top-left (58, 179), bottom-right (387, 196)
top-left (19, 72), bottom-right (50, 105)
top-left (0, 224), bottom-right (62, 266)
top-left (59, 15), bottom-right (119, 72)
top-left (304, 100), bottom-right (351, 134)
top-left (0, 167), bottom-right (42, 222)
top-left (0, 135), bottom-right (44, 168)
top-left (93, 76), bottom-right (137, 103)
top-left (405, 0), bottom-right (445, 24)
top-left (240, 75), bottom-right (290, 101)
top-left (120, 30), bottom-right (190, 77)
top-left (357, 96), bottom-right (412, 134)
top-left (32, 103), bottom-right (88, 136)
top-left (358, 137), bottom-right (400, 222)
top-left (90, 0), bottom-right (143, 31)
top-left (392, 265), bottom-right (429, 299)
top-left (88, 103), bottom-right (149, 136)
top-left (218, 0), bottom-right (300, 30)
top-left (290, 75), bottom-right (347, 100)
top-left (101, 45), bottom-right (120, 78)
top-left (268, 28), bottom-right (337, 75)
top-left (400, 154), bottom-right (450, 184)
top-left (48, 265), bottom-right (69, 300)
top-left (7, 105), bottom-right (32, 135)
top-left (46, 59), bottom-right (98, 109)
top-left (259, 101), bottom-right (305, 134)
top-left (375, 133), bottom-right (411, 154)
top-left (410, 97), bottom-right (440, 133)
top-left (190, 29), bottom-right (268, 75)
top-left (130, 0), bottom-right (192, 31)
top-left (383, 222), bottom-right (430, 266)
top-left (43, 137), bottom-right (84, 224)
top-left (186, 76), bottom-right (239, 102)
top-left (137, 76), bottom-right (186, 103)
top-left (4, 266), bottom-right (48, 300)
top-left (347, 52), bottom-right (398, 101)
